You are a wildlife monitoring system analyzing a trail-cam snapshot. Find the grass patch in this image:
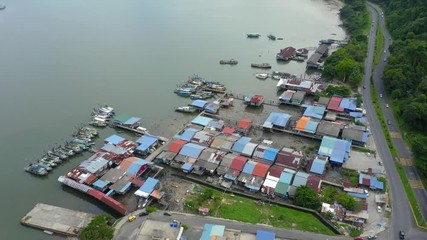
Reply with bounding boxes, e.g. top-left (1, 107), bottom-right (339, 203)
top-left (349, 229), bottom-right (363, 237)
top-left (352, 147), bottom-right (376, 154)
top-left (341, 169), bottom-right (359, 187)
top-left (395, 163), bottom-right (426, 226)
top-left (145, 206), bottom-right (157, 213)
top-left (184, 187), bottom-right (335, 235)
top-left (372, 22), bottom-right (385, 67)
